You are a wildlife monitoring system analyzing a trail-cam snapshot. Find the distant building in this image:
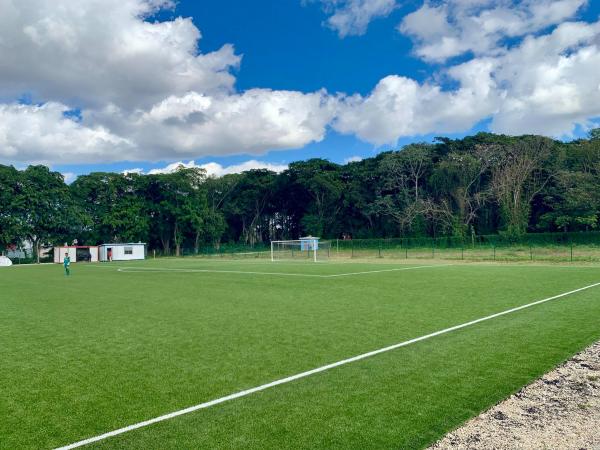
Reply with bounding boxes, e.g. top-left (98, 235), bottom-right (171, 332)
top-left (7, 241), bottom-right (51, 261)
top-left (99, 243), bottom-right (146, 262)
top-left (6, 242), bottom-right (32, 259)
